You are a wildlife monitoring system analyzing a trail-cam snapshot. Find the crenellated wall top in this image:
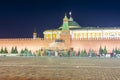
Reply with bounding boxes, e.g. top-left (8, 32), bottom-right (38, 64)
top-left (0, 38), bottom-right (44, 41)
